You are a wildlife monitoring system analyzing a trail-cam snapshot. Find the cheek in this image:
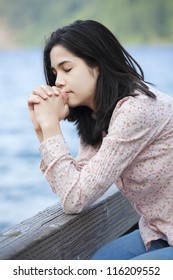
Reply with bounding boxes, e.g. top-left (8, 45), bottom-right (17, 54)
top-left (72, 68), bottom-right (97, 93)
